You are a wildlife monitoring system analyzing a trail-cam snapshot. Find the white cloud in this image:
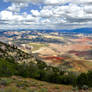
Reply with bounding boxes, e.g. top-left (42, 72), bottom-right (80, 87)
top-left (31, 10), bottom-right (40, 17)
top-left (5, 0), bottom-right (43, 4)
top-left (5, 0), bottom-right (92, 5)
top-left (1, 0), bottom-right (92, 29)
top-left (7, 3), bottom-right (28, 12)
top-left (0, 11), bottom-right (13, 20)
top-left (0, 10), bottom-right (25, 21)
top-left (0, 10), bottom-right (40, 29)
